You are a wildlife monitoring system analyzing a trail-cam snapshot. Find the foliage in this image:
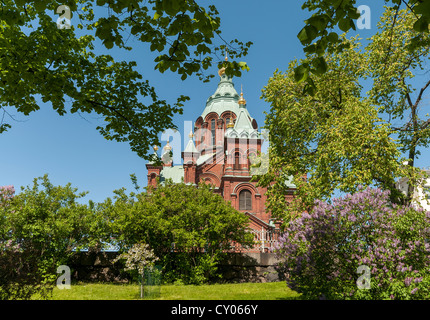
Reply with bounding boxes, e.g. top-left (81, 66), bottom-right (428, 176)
top-left (365, 8), bottom-right (430, 202)
top-left (274, 187), bottom-right (430, 300)
top-left (1, 175), bottom-right (254, 294)
top-left (103, 180), bottom-right (254, 284)
top-left (0, 184), bottom-right (55, 299)
top-left (0, 0), bottom-right (252, 159)
top-left (0, 185), bottom-right (44, 300)
top-left (260, 8), bottom-right (430, 222)
top-left (0, 175), bottom-right (103, 299)
top-left (295, 0), bottom-right (430, 95)
top-left (260, 37), bottom-right (401, 222)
